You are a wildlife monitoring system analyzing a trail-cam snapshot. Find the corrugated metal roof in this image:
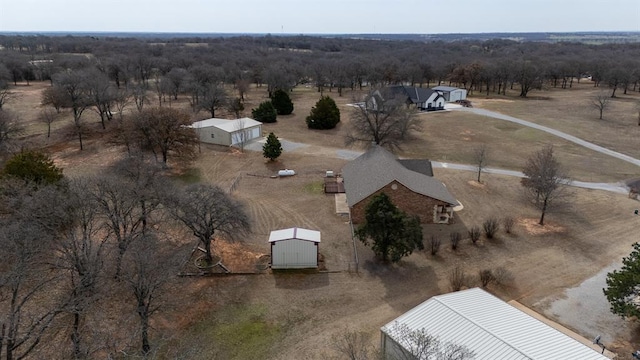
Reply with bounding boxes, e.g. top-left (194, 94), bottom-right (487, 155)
top-left (381, 288), bottom-right (609, 360)
top-left (268, 227), bottom-right (321, 243)
top-left (191, 117), bottom-right (262, 133)
top-left (342, 145), bottom-right (458, 207)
